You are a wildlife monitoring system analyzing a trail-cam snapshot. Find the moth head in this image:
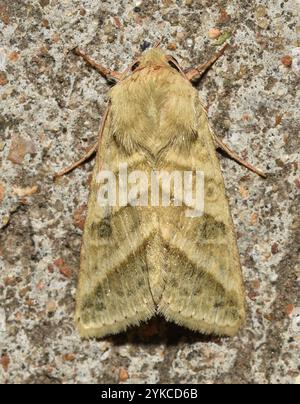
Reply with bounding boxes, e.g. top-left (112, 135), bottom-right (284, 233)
top-left (131, 48), bottom-right (182, 73)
